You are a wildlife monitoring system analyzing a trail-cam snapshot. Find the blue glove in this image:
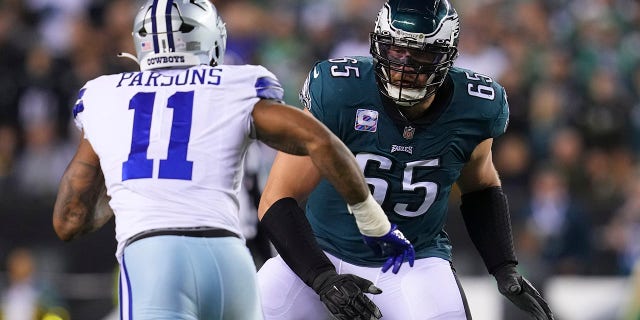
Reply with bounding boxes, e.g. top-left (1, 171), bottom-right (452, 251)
top-left (363, 224), bottom-right (415, 274)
